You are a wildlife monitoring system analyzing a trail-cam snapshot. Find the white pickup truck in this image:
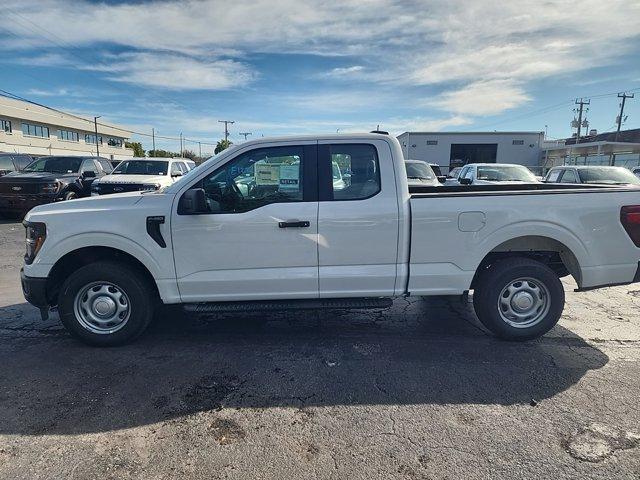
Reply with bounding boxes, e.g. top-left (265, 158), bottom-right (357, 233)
top-left (20, 133), bottom-right (640, 346)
